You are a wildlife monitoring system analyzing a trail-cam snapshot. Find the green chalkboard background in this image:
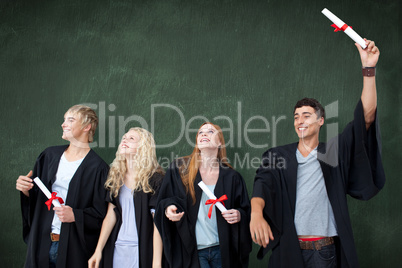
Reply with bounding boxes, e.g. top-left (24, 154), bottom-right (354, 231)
top-left (1, 0), bottom-right (400, 267)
